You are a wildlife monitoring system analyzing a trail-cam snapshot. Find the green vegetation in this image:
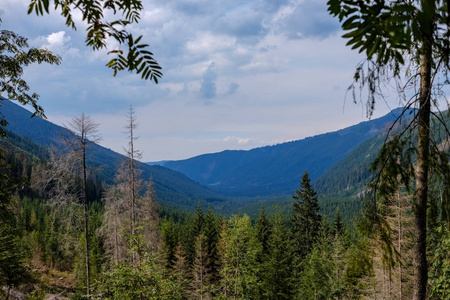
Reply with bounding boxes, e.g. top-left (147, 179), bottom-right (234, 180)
top-left (3, 1), bottom-right (450, 297)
